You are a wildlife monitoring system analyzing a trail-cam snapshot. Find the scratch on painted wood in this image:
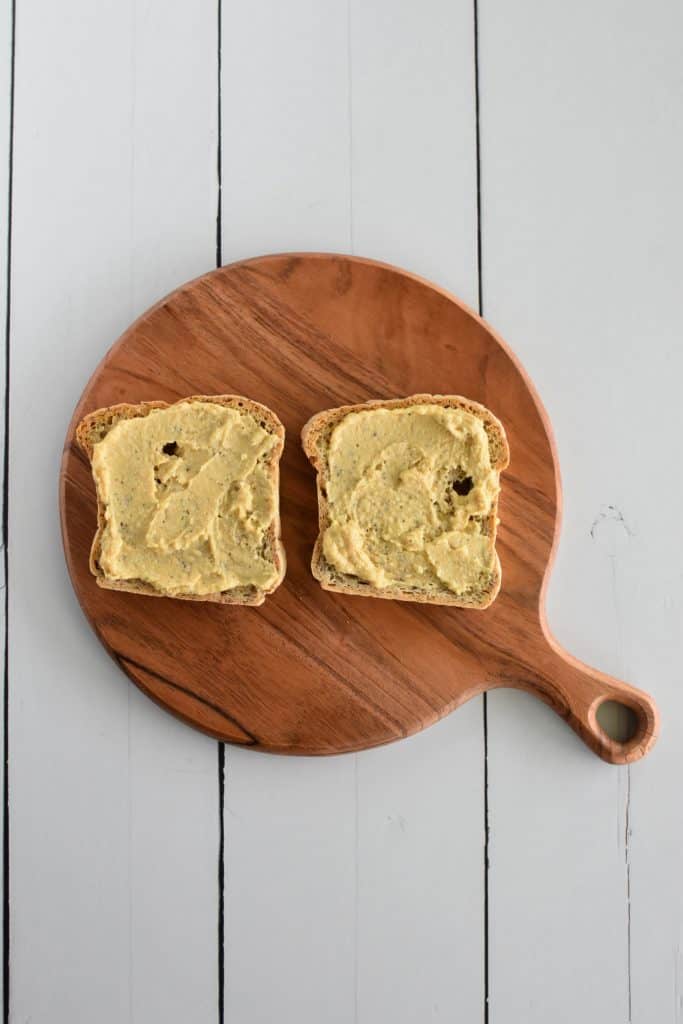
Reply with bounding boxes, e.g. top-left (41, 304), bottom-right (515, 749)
top-left (591, 504), bottom-right (632, 839)
top-left (384, 813), bottom-right (407, 835)
top-left (589, 503), bottom-right (634, 543)
top-left (591, 502), bottom-right (634, 1021)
